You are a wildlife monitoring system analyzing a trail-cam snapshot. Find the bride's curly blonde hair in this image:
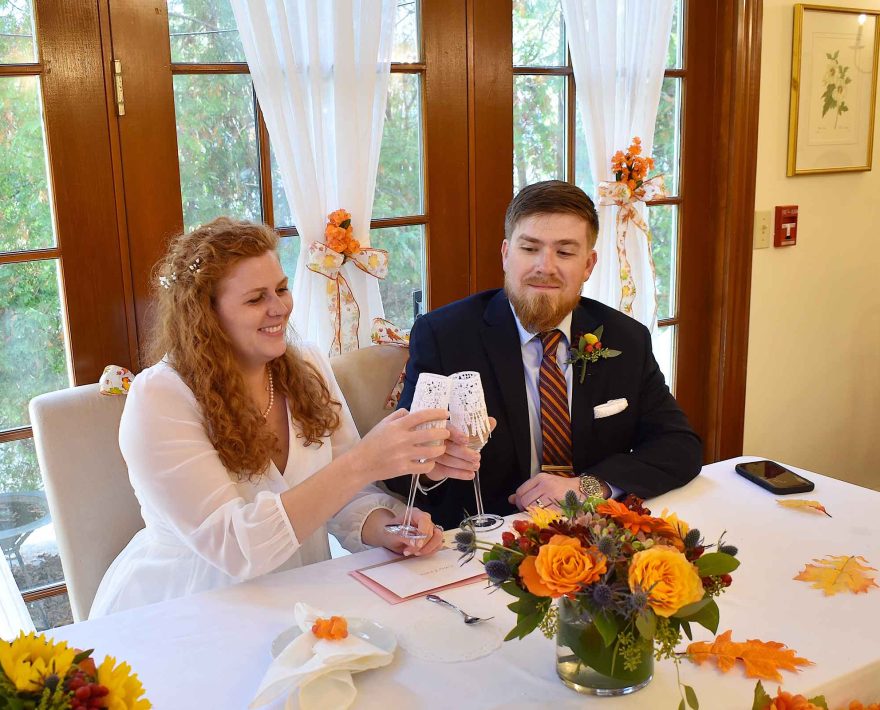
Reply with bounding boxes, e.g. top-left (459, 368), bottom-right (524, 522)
top-left (147, 217), bottom-right (341, 480)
